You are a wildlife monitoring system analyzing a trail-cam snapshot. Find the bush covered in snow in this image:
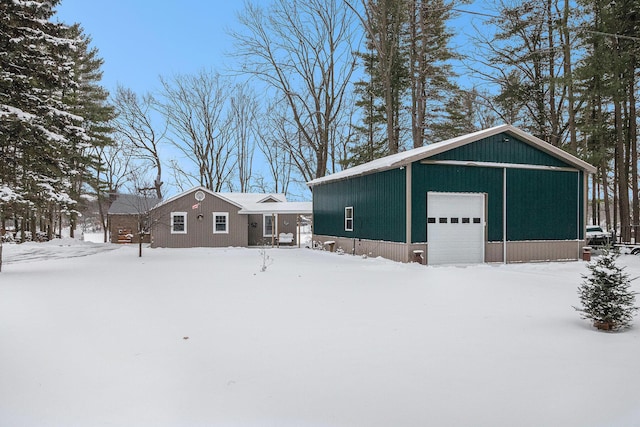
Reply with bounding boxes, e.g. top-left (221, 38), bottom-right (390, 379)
top-left (575, 250), bottom-right (638, 331)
